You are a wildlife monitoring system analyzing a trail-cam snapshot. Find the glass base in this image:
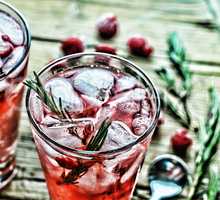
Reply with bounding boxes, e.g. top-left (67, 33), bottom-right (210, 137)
top-left (0, 156), bottom-right (16, 190)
